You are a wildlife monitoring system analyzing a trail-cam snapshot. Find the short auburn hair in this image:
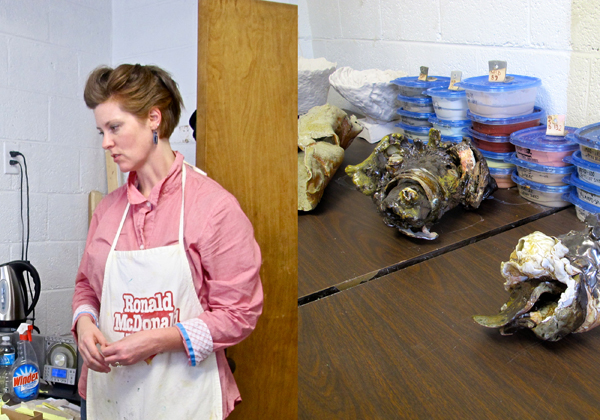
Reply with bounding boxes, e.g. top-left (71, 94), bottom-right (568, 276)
top-left (83, 64), bottom-right (184, 139)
